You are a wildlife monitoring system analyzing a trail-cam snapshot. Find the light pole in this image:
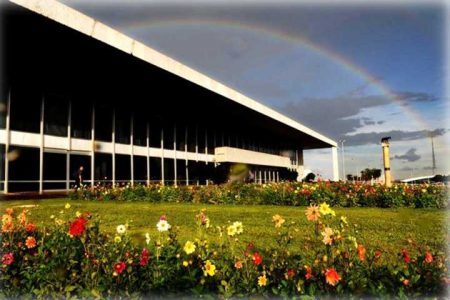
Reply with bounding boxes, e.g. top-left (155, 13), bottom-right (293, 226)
top-left (339, 139), bottom-right (346, 181)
